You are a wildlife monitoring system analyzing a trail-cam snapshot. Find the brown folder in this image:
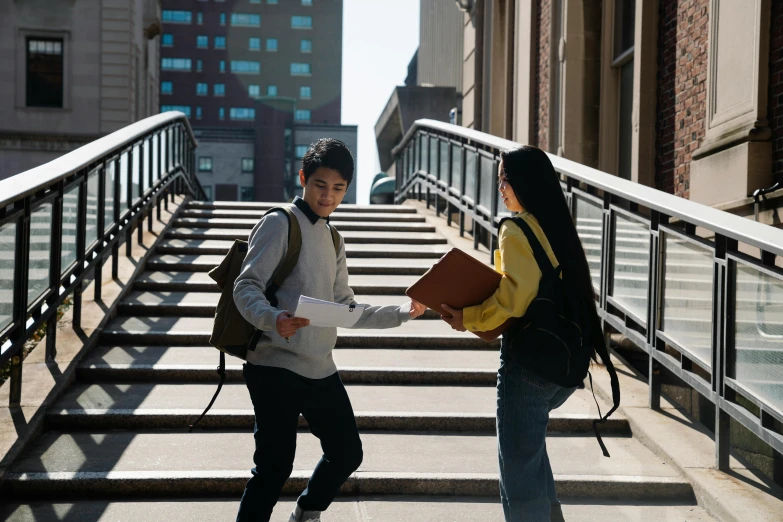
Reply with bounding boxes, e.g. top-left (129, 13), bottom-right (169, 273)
top-left (405, 248), bottom-right (515, 342)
